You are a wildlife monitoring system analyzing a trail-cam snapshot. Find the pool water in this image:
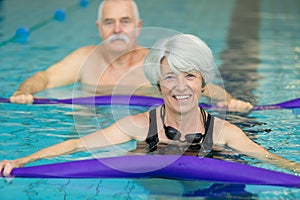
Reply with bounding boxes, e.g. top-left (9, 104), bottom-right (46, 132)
top-left (1, 0), bottom-right (300, 199)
